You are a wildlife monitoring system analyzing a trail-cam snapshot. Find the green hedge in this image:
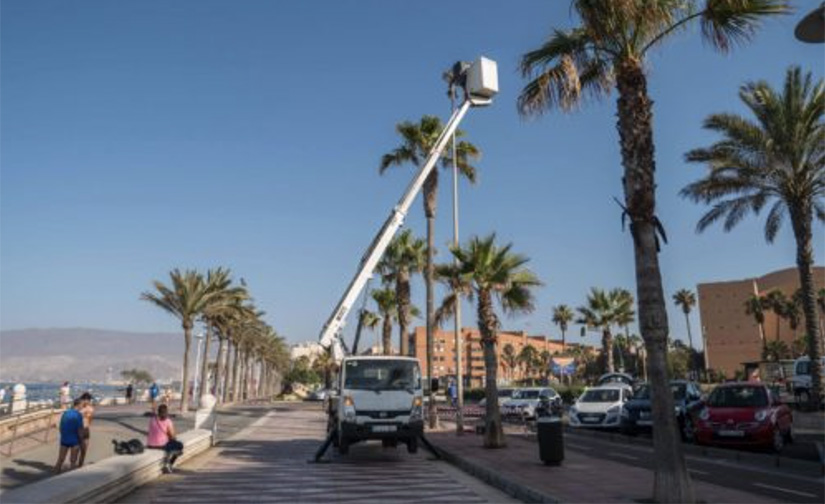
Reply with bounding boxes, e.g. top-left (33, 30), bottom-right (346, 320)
top-left (463, 388), bottom-right (486, 402)
top-left (555, 384), bottom-right (587, 404)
